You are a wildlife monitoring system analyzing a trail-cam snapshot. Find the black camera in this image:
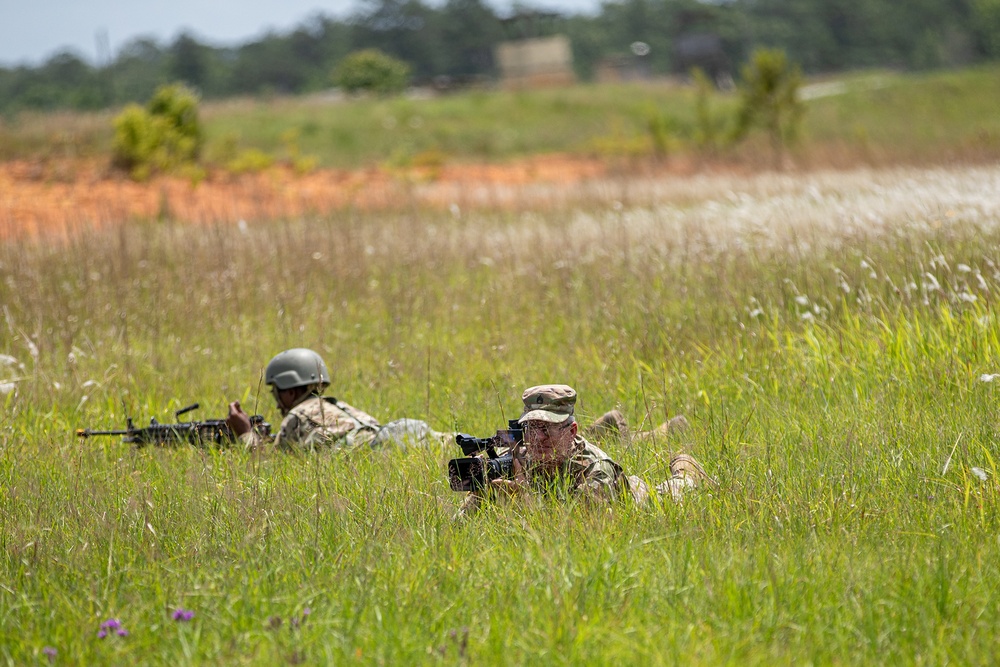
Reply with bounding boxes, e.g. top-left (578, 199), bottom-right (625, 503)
top-left (448, 454), bottom-right (515, 492)
top-left (448, 419), bottom-right (523, 492)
